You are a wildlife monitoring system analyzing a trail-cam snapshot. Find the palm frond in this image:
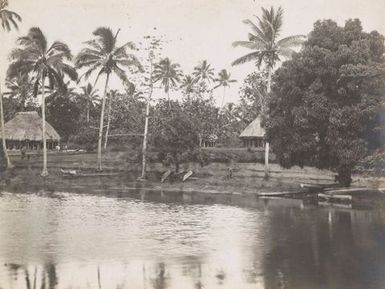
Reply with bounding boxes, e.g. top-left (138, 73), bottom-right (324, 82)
top-left (0, 9), bottom-right (21, 31)
top-left (26, 27), bottom-right (48, 53)
top-left (231, 51), bottom-right (261, 66)
top-left (93, 27), bottom-right (115, 53)
top-left (242, 19), bottom-right (267, 42)
top-left (232, 40), bottom-right (266, 50)
top-left (47, 41), bottom-right (72, 60)
top-left (277, 35), bottom-right (306, 48)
